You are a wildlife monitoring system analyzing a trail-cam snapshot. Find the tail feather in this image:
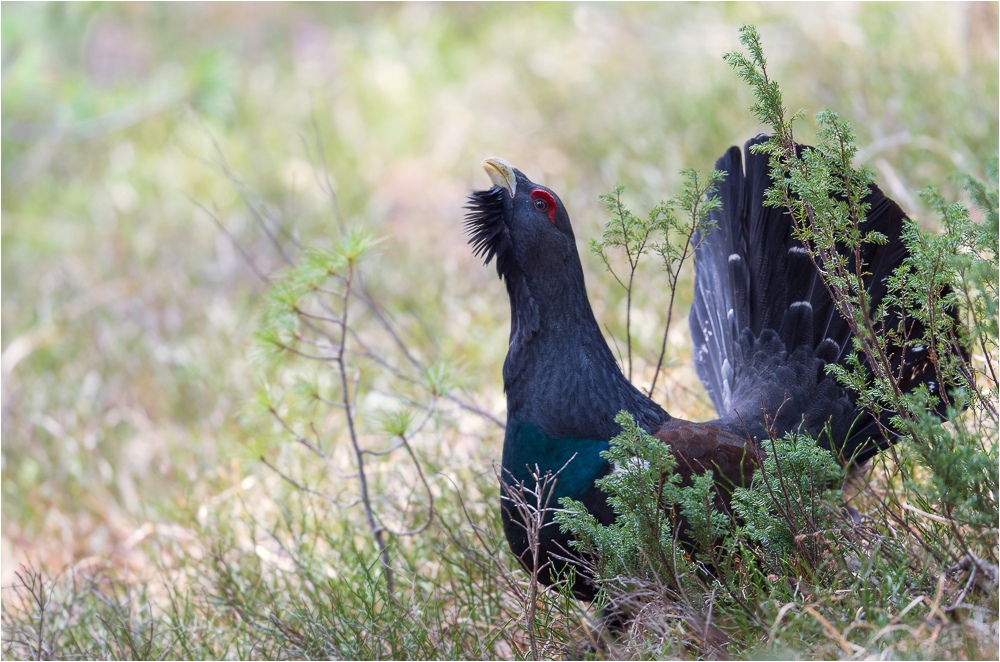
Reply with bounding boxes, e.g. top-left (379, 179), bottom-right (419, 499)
top-left (690, 135), bottom-right (949, 464)
top-left (784, 246), bottom-right (816, 305)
